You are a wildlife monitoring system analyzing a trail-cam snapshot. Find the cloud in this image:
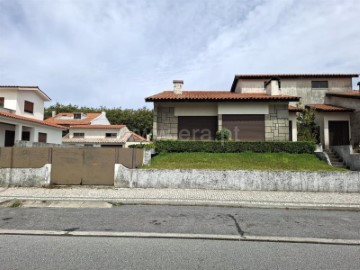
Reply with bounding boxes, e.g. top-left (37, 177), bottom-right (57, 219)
top-left (0, 0), bottom-right (359, 108)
